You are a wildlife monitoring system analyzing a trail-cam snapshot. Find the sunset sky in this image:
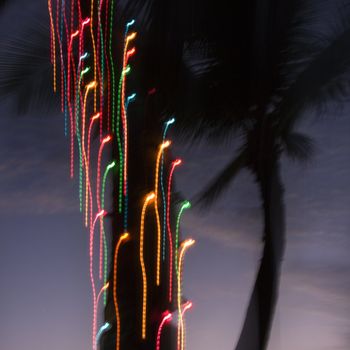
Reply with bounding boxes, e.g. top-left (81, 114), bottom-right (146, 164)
top-left (0, 1), bottom-right (350, 350)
